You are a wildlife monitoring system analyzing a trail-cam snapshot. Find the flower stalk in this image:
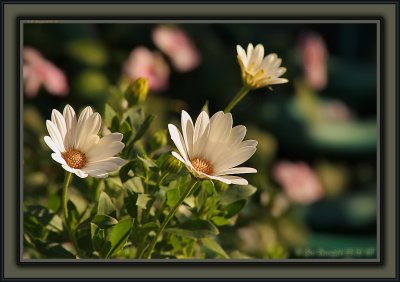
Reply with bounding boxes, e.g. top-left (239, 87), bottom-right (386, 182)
top-left (143, 180), bottom-right (199, 259)
top-left (224, 86), bottom-right (250, 113)
top-left (61, 172), bottom-right (80, 257)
